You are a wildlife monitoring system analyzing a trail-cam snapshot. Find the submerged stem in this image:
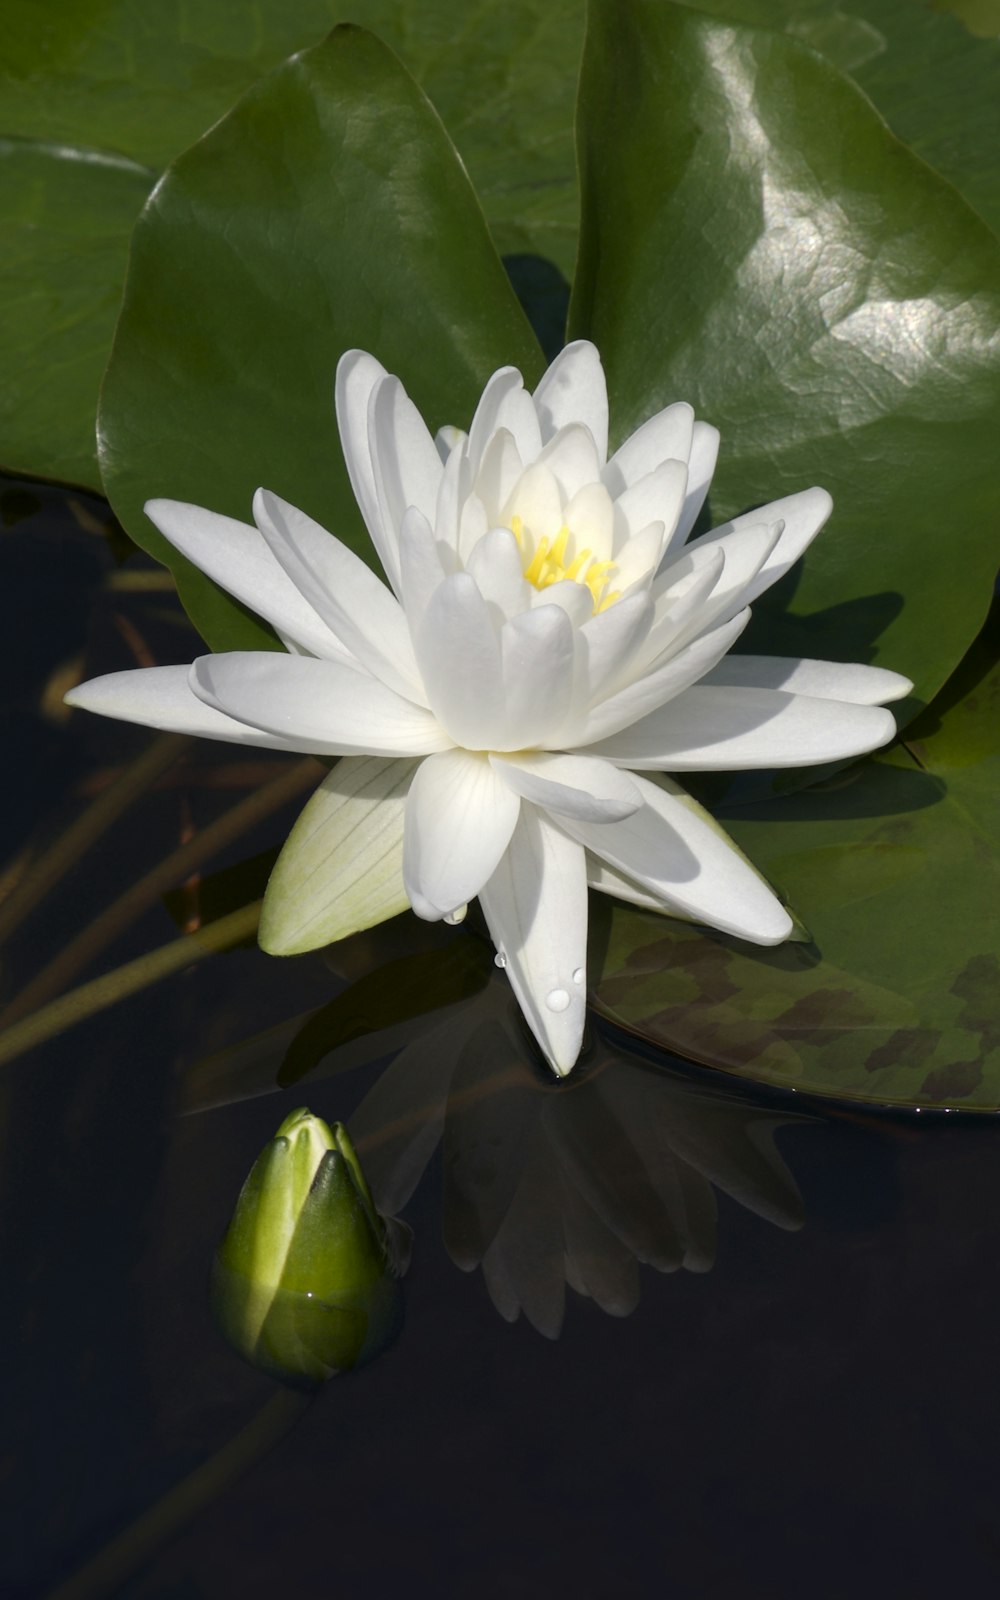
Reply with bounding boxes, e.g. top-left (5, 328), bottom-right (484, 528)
top-left (44, 1387), bottom-right (314, 1600)
top-left (0, 732), bottom-right (190, 947)
top-left (0, 900), bottom-right (262, 1069)
top-left (2, 757), bottom-right (320, 1028)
